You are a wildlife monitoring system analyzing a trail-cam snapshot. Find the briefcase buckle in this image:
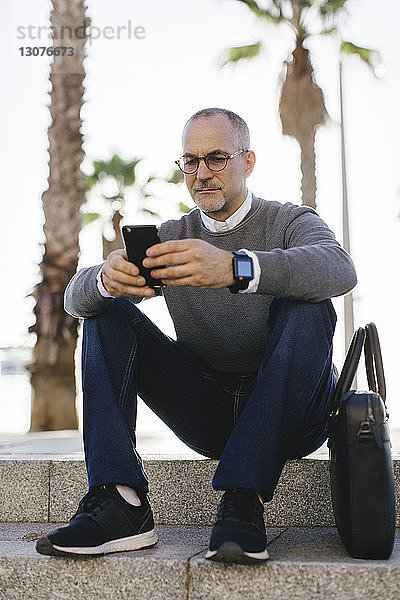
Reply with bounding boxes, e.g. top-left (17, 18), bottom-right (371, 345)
top-left (356, 420), bottom-right (374, 441)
